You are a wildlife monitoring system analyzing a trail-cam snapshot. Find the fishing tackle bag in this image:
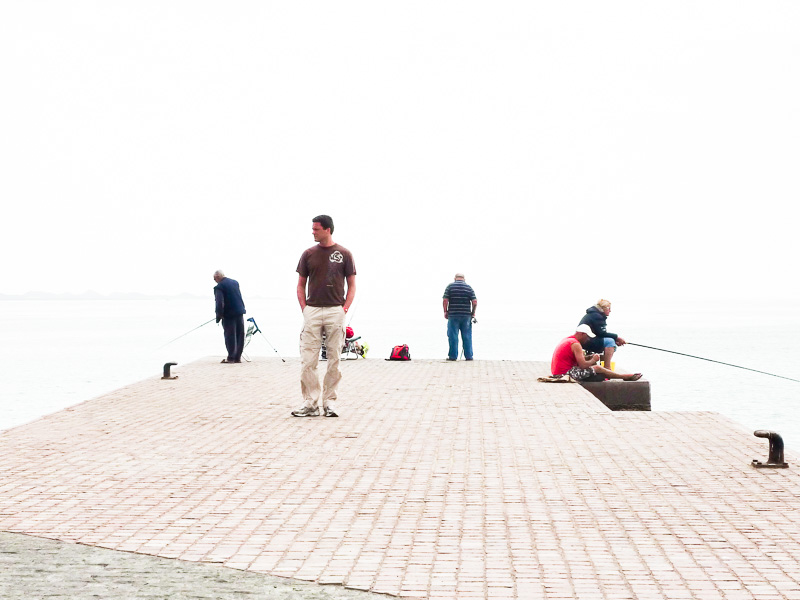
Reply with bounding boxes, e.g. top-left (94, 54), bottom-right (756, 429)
top-left (386, 344), bottom-right (411, 361)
